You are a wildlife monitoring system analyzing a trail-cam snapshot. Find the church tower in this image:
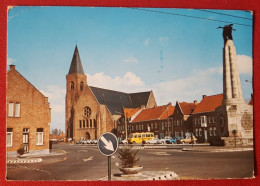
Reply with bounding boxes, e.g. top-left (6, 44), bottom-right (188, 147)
top-left (65, 45), bottom-right (87, 140)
